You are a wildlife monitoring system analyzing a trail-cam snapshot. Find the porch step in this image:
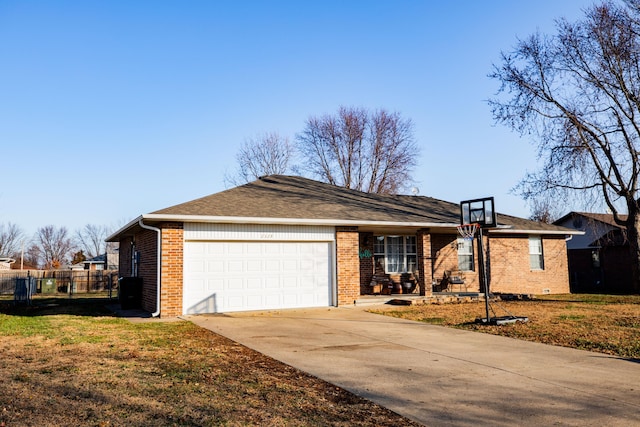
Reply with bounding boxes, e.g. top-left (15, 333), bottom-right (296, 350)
top-left (354, 293), bottom-right (485, 307)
